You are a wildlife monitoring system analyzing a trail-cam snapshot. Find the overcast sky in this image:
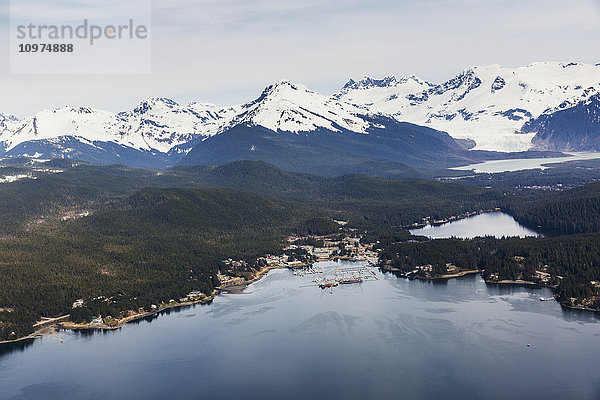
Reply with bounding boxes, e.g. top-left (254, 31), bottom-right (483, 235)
top-left (1, 0), bottom-right (599, 117)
